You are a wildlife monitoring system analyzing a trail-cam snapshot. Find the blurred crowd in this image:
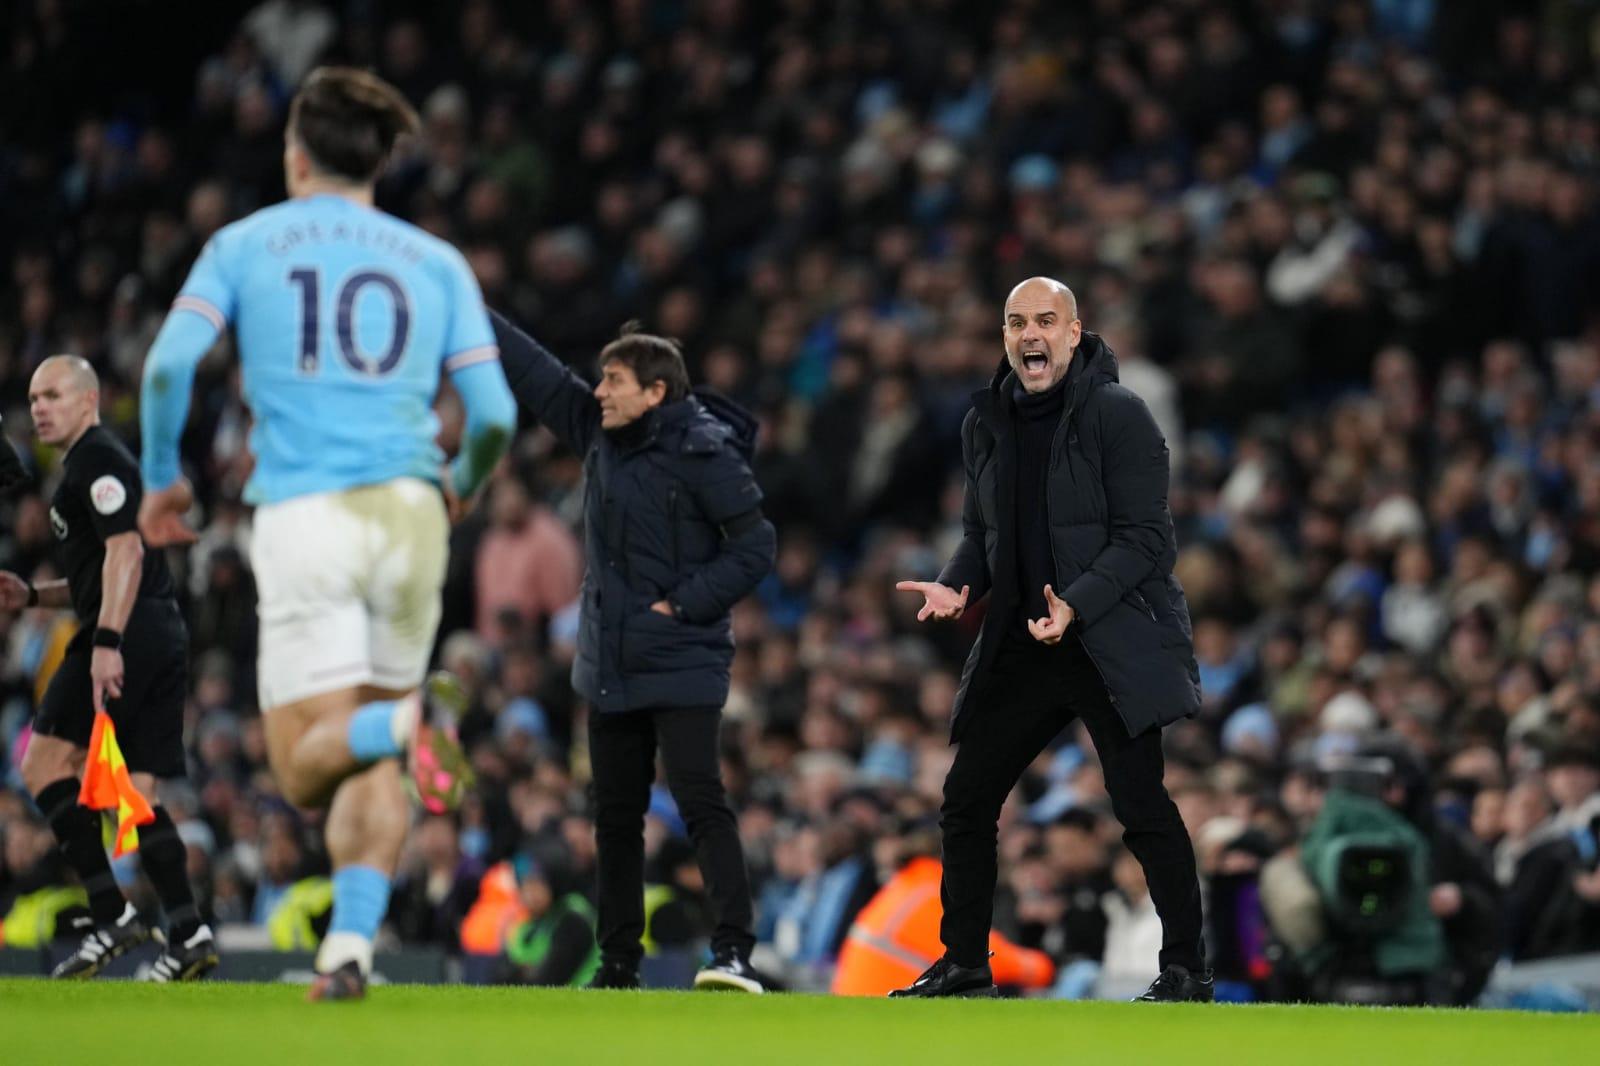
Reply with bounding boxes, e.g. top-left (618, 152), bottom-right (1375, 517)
top-left (3, 0), bottom-right (1600, 999)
